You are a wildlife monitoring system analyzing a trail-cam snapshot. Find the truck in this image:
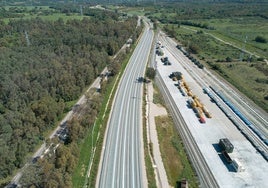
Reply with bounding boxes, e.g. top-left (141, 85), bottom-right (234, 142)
top-left (232, 158), bottom-right (245, 172)
top-left (219, 138), bottom-right (234, 153)
top-left (161, 57), bottom-right (168, 62)
top-left (180, 179), bottom-right (188, 188)
top-left (222, 150), bottom-right (232, 164)
top-left (170, 71), bottom-right (183, 80)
